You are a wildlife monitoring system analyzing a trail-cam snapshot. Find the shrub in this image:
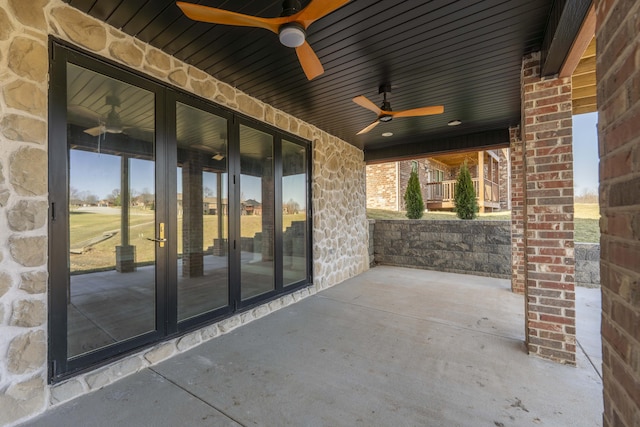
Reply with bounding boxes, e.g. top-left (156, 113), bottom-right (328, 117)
top-left (404, 169), bottom-right (425, 219)
top-left (454, 162), bottom-right (478, 219)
